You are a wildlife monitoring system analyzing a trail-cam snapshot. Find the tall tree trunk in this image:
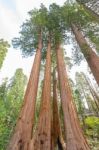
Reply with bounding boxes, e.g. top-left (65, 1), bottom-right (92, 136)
top-left (56, 43), bottom-right (90, 150)
top-left (76, 0), bottom-right (99, 21)
top-left (85, 76), bottom-right (99, 105)
top-left (7, 31), bottom-right (42, 150)
top-left (84, 76), bottom-right (99, 114)
top-left (80, 81), bottom-right (98, 116)
top-left (71, 23), bottom-right (99, 85)
top-left (80, 82), bottom-right (93, 113)
top-left (29, 37), bottom-right (51, 150)
top-left (51, 69), bottom-right (66, 150)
